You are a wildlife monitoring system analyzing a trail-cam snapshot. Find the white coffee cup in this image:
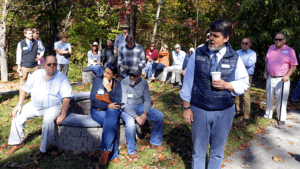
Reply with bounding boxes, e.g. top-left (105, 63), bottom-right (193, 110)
top-left (211, 71), bottom-right (221, 81)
